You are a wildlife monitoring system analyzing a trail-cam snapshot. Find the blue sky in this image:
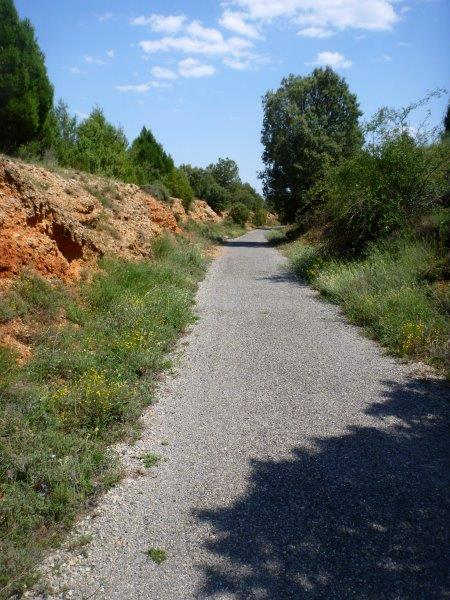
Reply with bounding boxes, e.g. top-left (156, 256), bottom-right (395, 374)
top-left (15, 0), bottom-right (449, 190)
